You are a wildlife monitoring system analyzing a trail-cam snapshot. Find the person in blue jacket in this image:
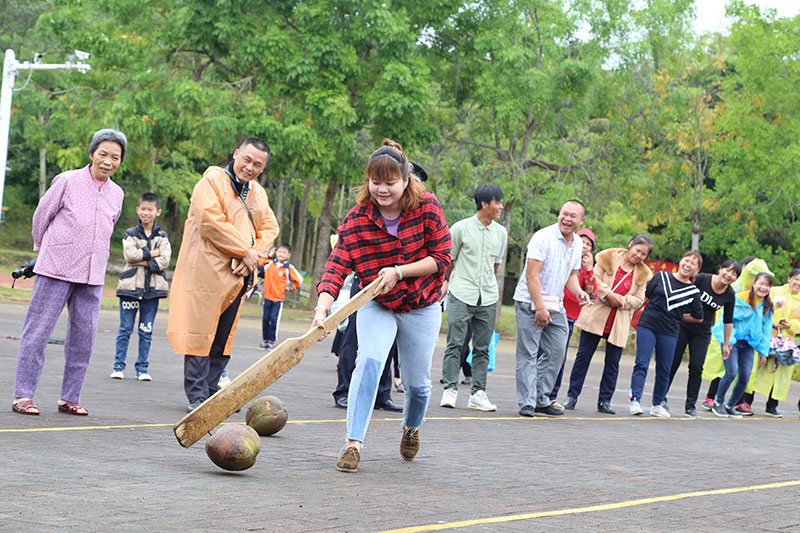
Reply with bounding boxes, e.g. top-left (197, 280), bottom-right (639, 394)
top-left (710, 271), bottom-right (774, 418)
